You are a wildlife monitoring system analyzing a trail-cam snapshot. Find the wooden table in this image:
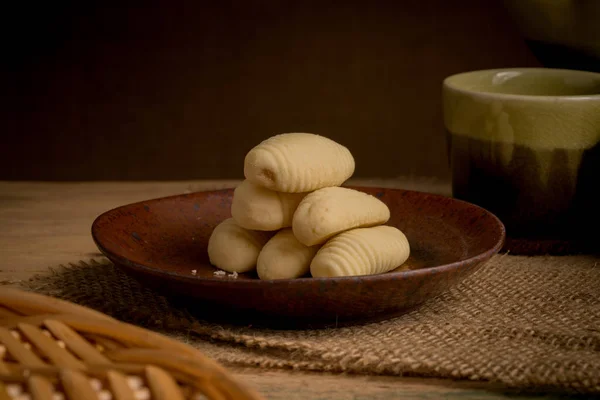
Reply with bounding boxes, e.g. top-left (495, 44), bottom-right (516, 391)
top-left (0, 180), bottom-right (552, 399)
